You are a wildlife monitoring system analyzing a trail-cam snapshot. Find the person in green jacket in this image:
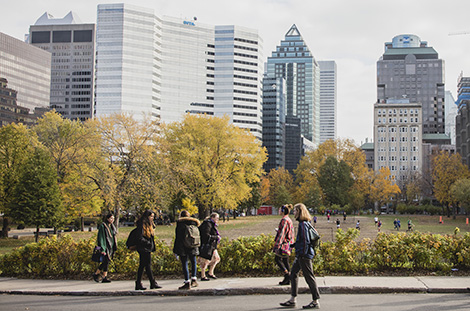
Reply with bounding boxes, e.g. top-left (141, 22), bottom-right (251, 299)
top-left (93, 213), bottom-right (117, 283)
